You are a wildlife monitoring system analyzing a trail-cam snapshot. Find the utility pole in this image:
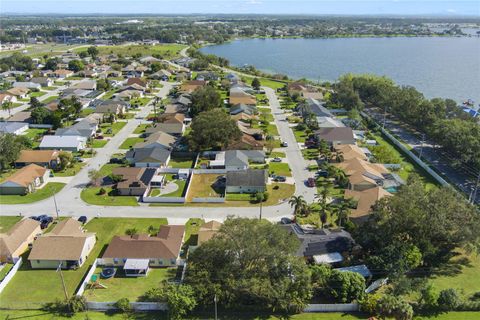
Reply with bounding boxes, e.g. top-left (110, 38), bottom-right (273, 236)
top-left (419, 133), bottom-right (426, 160)
top-left (259, 198), bottom-right (263, 220)
top-left (382, 106), bottom-right (387, 129)
top-left (214, 294), bottom-right (218, 320)
top-left (472, 171), bottom-right (480, 205)
top-left (53, 190), bottom-right (59, 219)
top-left (57, 262), bottom-right (69, 300)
